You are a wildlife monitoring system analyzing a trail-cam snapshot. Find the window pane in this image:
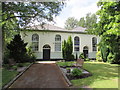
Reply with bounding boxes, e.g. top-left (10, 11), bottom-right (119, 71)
top-left (32, 34), bottom-right (39, 42)
top-left (74, 37), bottom-right (79, 51)
top-left (55, 43), bottom-right (61, 51)
top-left (92, 37), bottom-right (97, 51)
